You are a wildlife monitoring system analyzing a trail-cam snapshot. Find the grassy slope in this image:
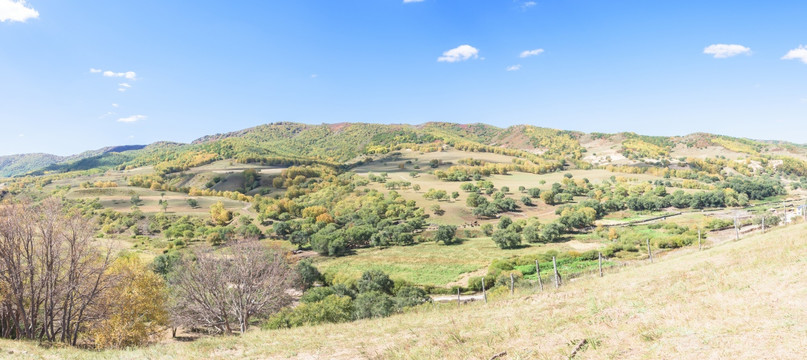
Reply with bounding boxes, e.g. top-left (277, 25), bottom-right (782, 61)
top-left (5, 222), bottom-right (806, 359)
top-left (315, 236), bottom-right (585, 286)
